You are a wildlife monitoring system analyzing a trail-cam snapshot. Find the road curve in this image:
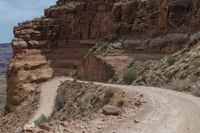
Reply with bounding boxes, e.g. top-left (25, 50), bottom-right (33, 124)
top-left (30, 77), bottom-right (200, 133)
top-left (66, 78), bottom-right (200, 133)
